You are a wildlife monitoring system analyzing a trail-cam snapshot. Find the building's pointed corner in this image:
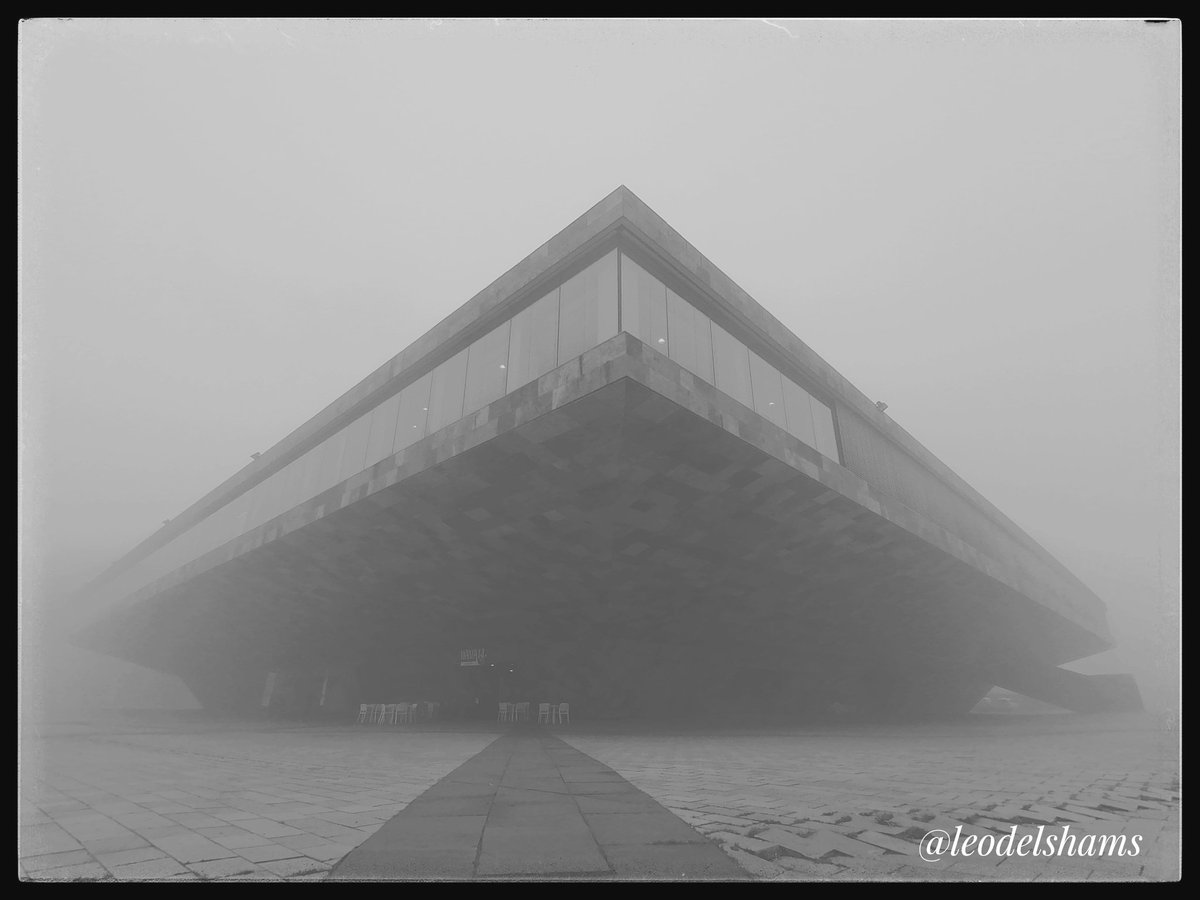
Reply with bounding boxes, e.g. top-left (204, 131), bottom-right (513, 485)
top-left (607, 183), bottom-right (645, 213)
top-left (616, 182), bottom-right (646, 202)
